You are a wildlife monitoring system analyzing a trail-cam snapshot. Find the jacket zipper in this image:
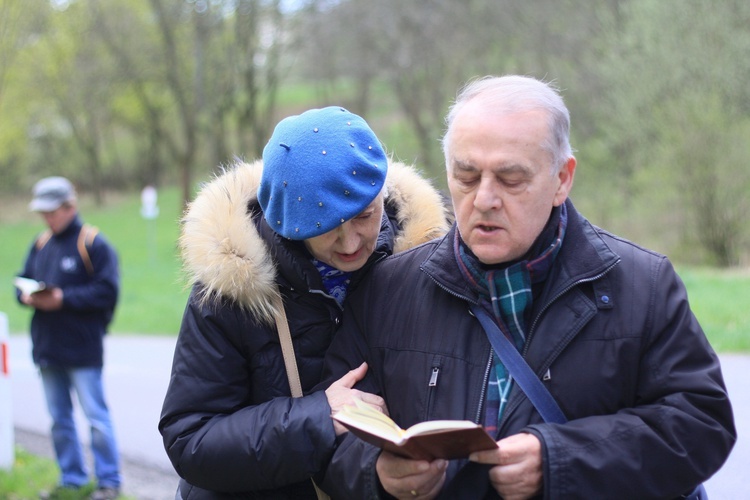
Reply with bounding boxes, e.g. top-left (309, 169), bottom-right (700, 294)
top-left (425, 273), bottom-right (491, 425)
top-left (429, 367), bottom-right (439, 386)
top-left (425, 365), bottom-right (439, 420)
